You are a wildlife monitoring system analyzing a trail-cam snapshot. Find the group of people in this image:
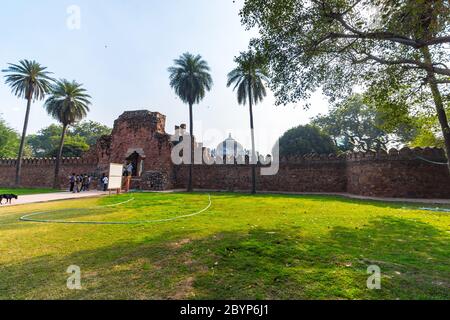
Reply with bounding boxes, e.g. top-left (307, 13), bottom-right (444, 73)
top-left (69, 173), bottom-right (110, 193)
top-left (67, 162), bottom-right (138, 195)
top-left (69, 174), bottom-right (93, 193)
